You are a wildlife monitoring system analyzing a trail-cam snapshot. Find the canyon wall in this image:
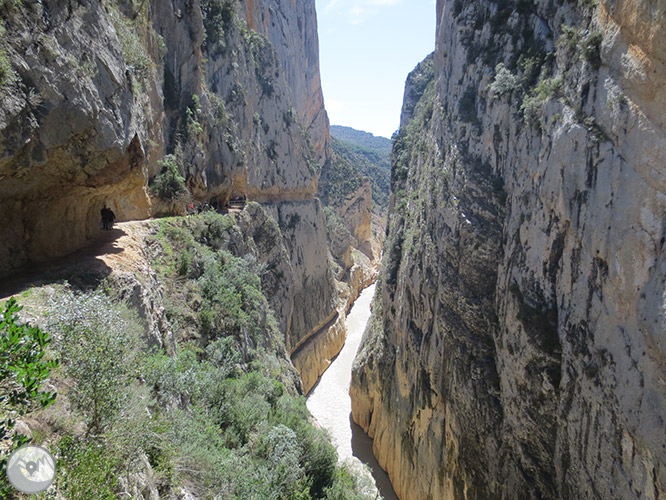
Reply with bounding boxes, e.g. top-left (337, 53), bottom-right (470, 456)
top-left (0, 0), bottom-right (363, 393)
top-left (351, 0), bottom-right (666, 499)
